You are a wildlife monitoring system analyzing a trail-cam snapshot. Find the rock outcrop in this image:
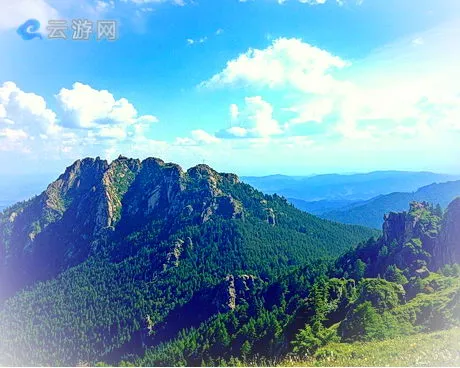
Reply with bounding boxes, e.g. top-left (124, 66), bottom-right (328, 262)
top-left (382, 200), bottom-right (460, 270)
top-left (433, 197), bottom-right (460, 268)
top-left (214, 274), bottom-right (259, 312)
